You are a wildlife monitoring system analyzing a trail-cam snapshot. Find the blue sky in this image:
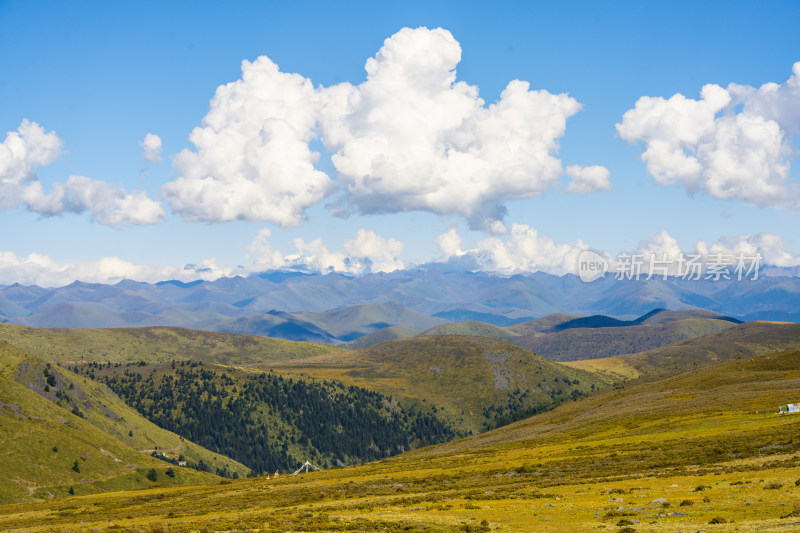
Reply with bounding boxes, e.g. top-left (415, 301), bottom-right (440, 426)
top-left (1, 0), bottom-right (799, 285)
